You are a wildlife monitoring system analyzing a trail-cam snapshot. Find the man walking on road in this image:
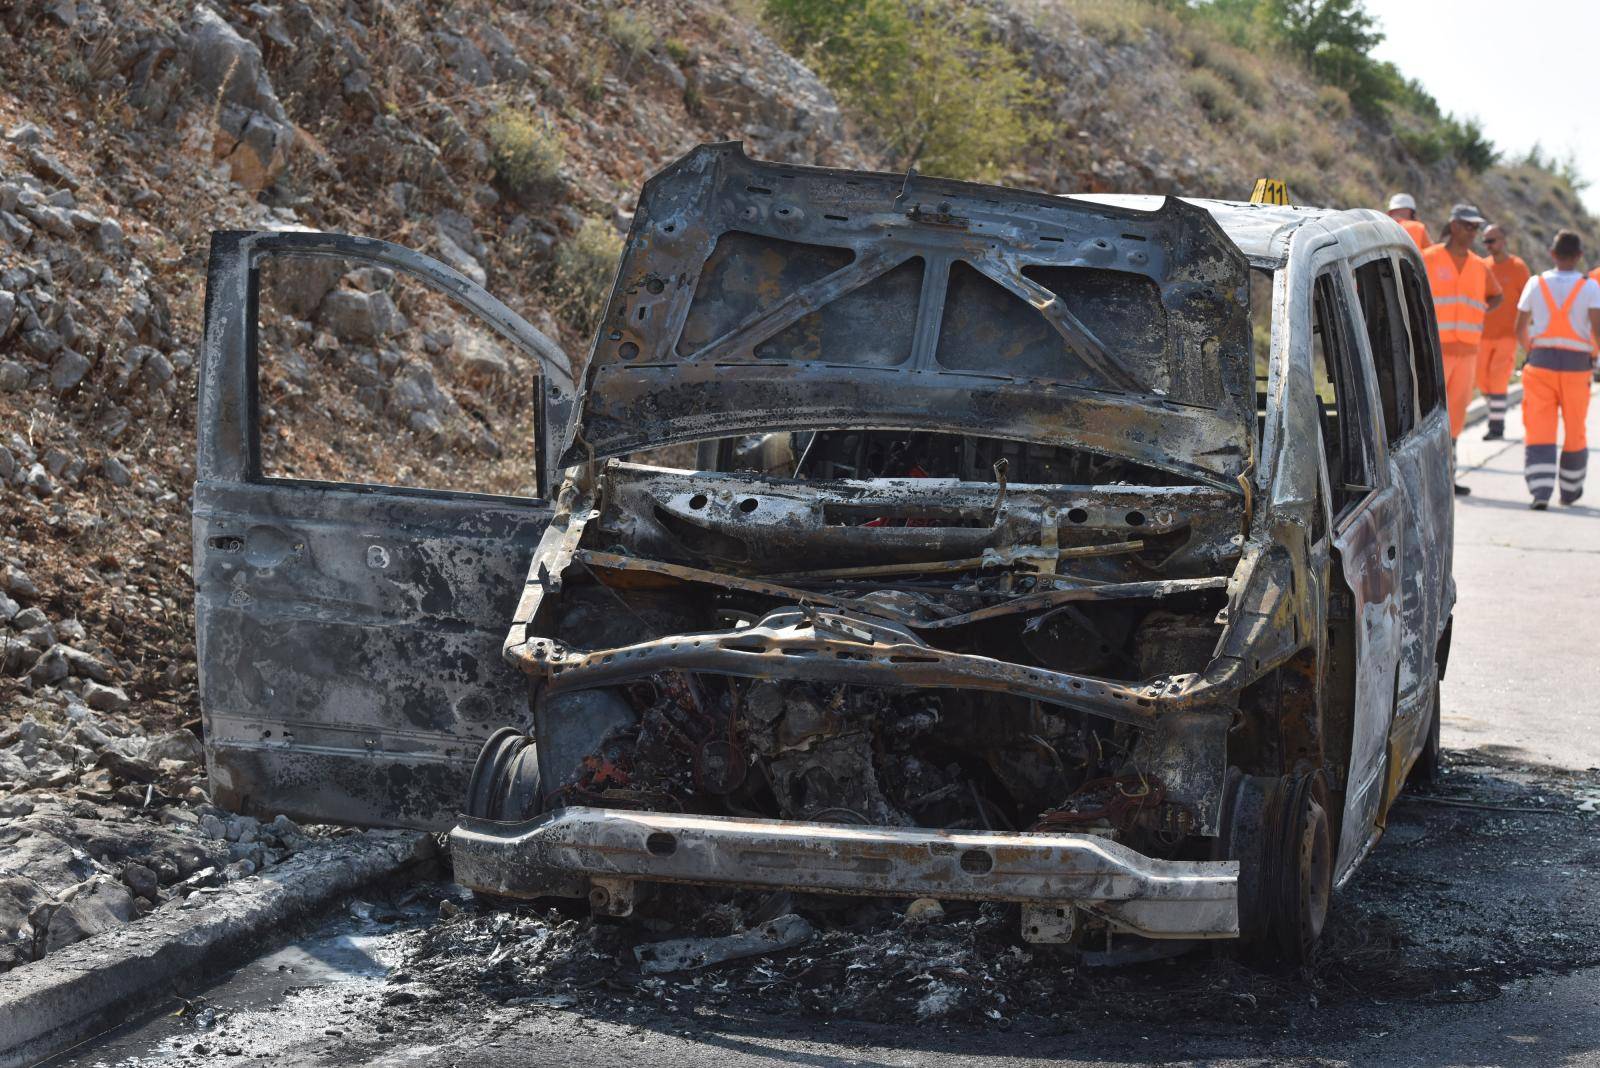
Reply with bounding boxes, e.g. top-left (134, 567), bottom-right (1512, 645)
top-left (1514, 229), bottom-right (1600, 509)
top-left (1478, 224), bottom-right (1530, 440)
top-left (1424, 204), bottom-right (1502, 495)
top-left (1387, 192), bottom-right (1429, 247)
